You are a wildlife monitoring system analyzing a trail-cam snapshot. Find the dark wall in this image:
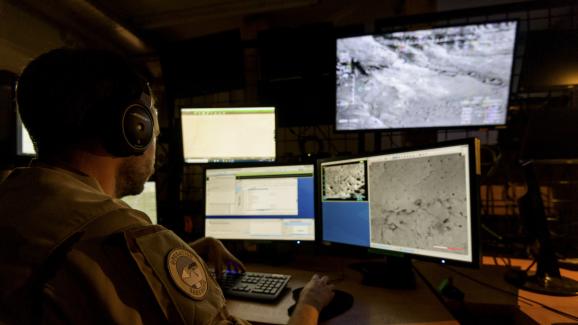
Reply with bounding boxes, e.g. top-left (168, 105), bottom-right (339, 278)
top-left (520, 29), bottom-right (578, 91)
top-left (160, 30), bottom-right (245, 98)
top-left (258, 23), bottom-right (335, 127)
top-left (0, 70), bottom-right (17, 168)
